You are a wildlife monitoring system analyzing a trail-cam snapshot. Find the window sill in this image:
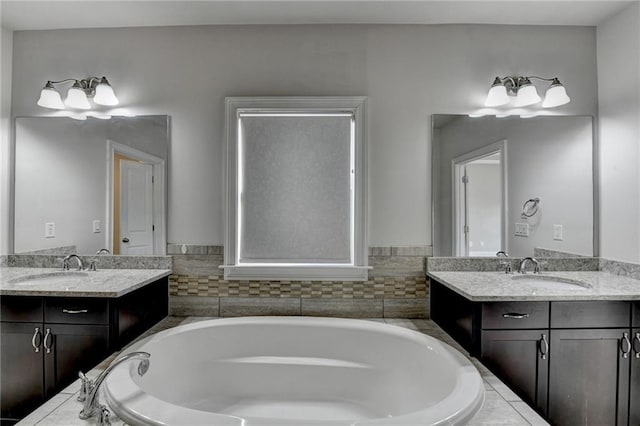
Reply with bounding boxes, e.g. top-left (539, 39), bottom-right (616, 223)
top-left (220, 265), bottom-right (371, 281)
